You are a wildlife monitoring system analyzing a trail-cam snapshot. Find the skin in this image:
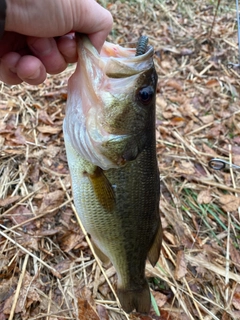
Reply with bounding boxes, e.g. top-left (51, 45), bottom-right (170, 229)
top-left (0, 0), bottom-right (113, 85)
